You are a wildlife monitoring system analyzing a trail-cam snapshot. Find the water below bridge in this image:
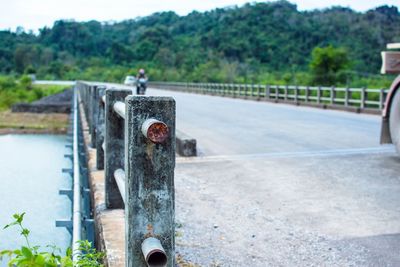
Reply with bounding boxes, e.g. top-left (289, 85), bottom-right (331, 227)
top-left (0, 134), bottom-right (70, 264)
